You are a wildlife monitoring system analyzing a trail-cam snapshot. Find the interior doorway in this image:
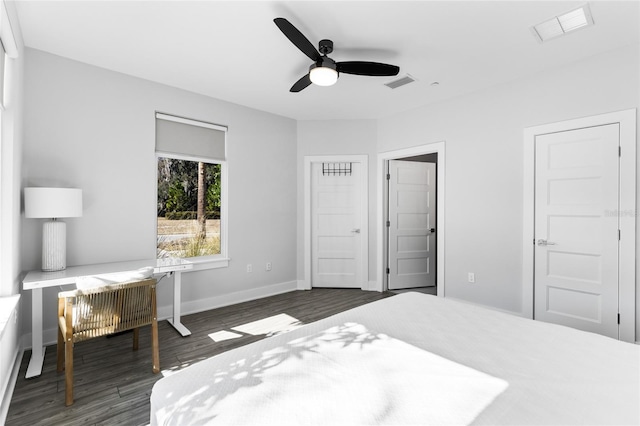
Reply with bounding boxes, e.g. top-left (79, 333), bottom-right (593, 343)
top-left (310, 161), bottom-right (364, 288)
top-left (303, 155), bottom-right (369, 290)
top-left (387, 155), bottom-right (437, 293)
top-left (377, 142), bottom-right (446, 295)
